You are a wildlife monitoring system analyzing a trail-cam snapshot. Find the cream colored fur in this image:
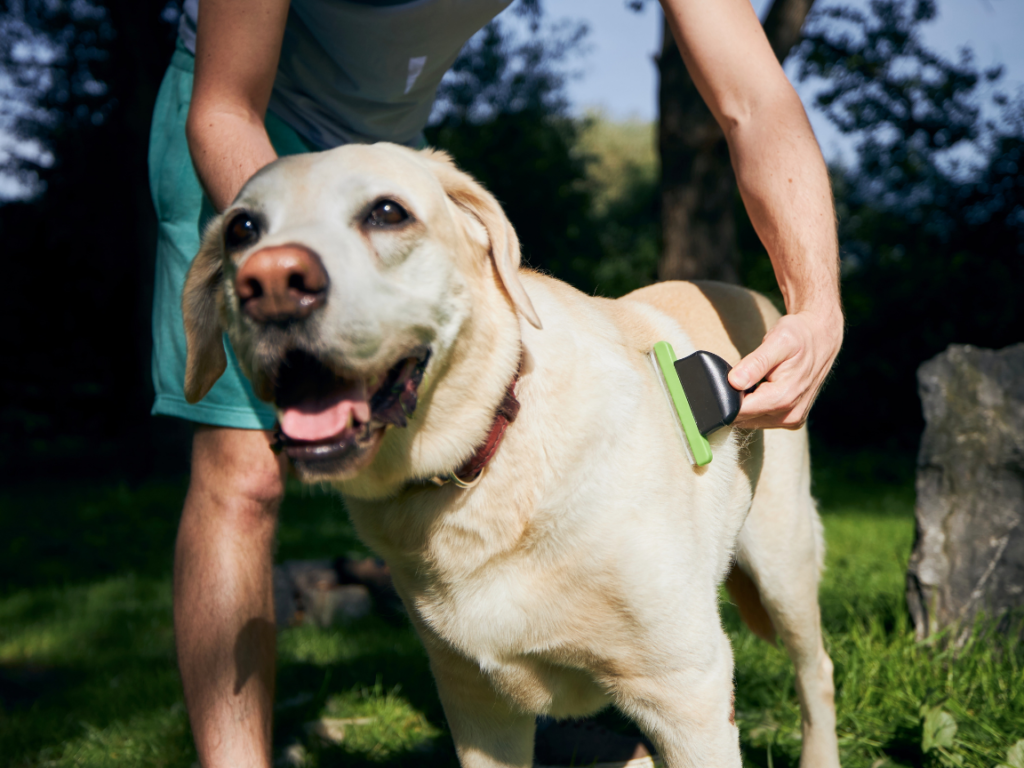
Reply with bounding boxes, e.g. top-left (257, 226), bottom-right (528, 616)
top-left (183, 143), bottom-right (840, 768)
